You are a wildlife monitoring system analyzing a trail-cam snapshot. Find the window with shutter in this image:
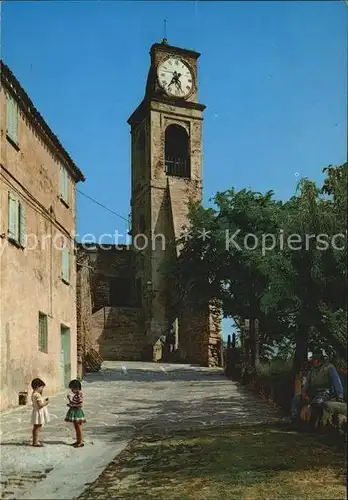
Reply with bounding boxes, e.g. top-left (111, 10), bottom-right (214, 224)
top-left (62, 246), bottom-right (70, 283)
top-left (64, 169), bottom-right (69, 203)
top-left (6, 94), bottom-right (19, 145)
top-left (8, 194), bottom-right (26, 247)
top-left (60, 166), bottom-right (64, 198)
top-left (60, 166), bottom-right (69, 205)
top-left (38, 312), bottom-right (48, 353)
top-left (19, 203), bottom-right (27, 247)
top-left (8, 193), bottom-right (19, 241)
